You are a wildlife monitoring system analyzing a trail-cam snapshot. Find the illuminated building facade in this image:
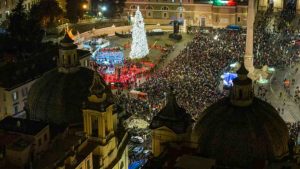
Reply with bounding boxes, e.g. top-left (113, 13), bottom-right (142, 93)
top-left (124, 0), bottom-right (300, 28)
